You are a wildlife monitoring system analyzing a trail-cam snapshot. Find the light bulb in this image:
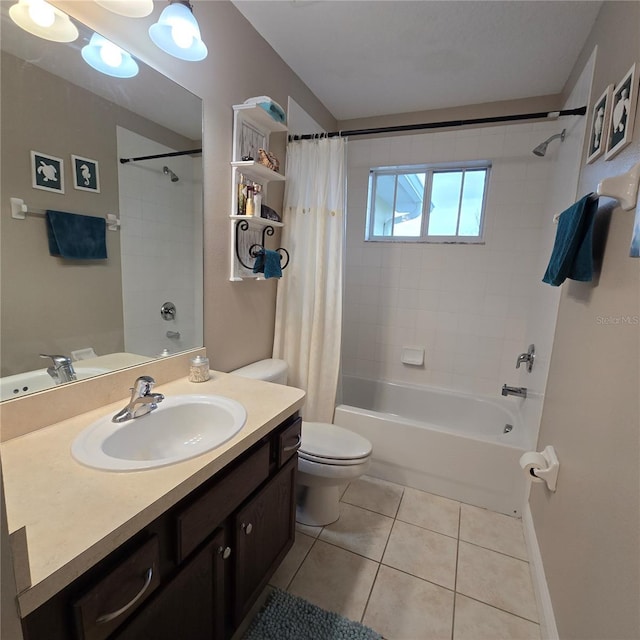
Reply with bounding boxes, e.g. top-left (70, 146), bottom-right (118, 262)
top-left (99, 41), bottom-right (123, 68)
top-left (28, 0), bottom-right (55, 27)
top-left (171, 23), bottom-right (195, 49)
